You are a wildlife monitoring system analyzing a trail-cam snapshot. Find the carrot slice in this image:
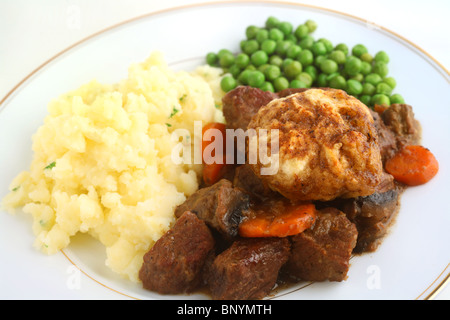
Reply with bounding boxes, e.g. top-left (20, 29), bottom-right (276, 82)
top-left (239, 203), bottom-right (316, 238)
top-left (202, 159), bottom-right (229, 186)
top-left (201, 122), bottom-right (230, 186)
top-left (201, 122), bottom-right (227, 164)
top-left (385, 145), bottom-right (439, 186)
